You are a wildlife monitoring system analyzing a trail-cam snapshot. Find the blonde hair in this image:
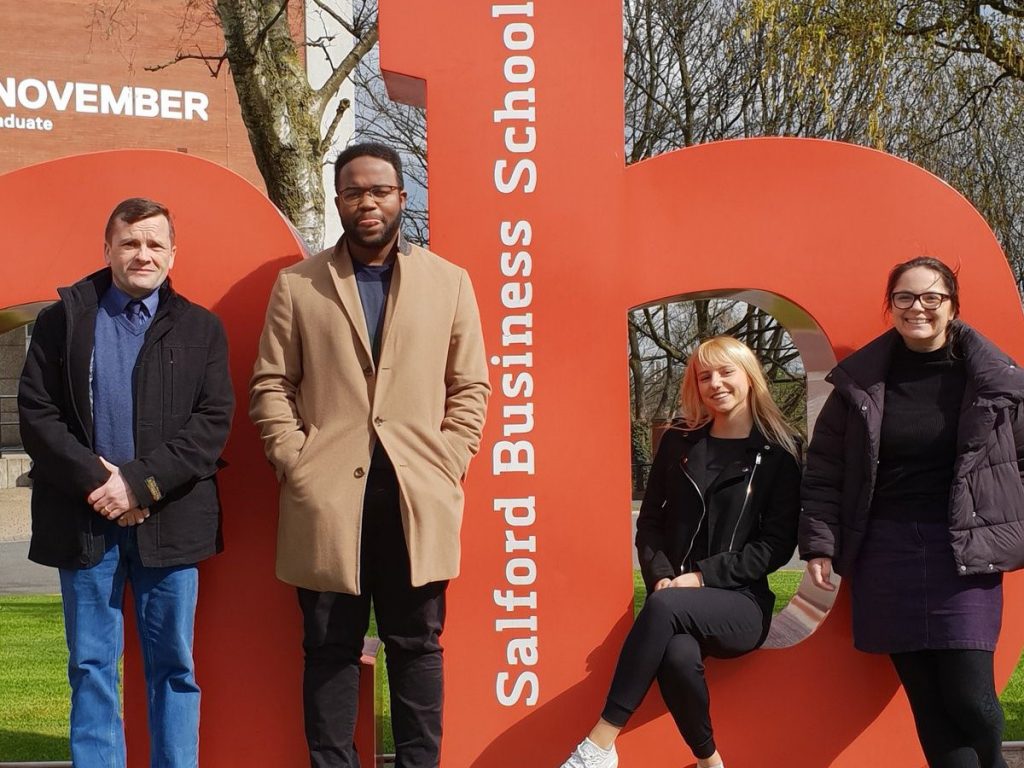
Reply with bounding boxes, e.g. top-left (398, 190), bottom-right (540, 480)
top-left (678, 336), bottom-right (800, 459)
